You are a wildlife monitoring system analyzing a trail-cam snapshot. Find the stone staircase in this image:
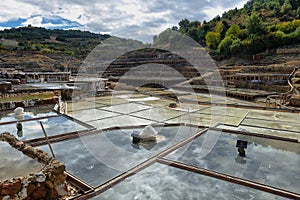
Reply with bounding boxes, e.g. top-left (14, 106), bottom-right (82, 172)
top-left (291, 68), bottom-right (300, 94)
top-left (266, 66), bottom-right (299, 108)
